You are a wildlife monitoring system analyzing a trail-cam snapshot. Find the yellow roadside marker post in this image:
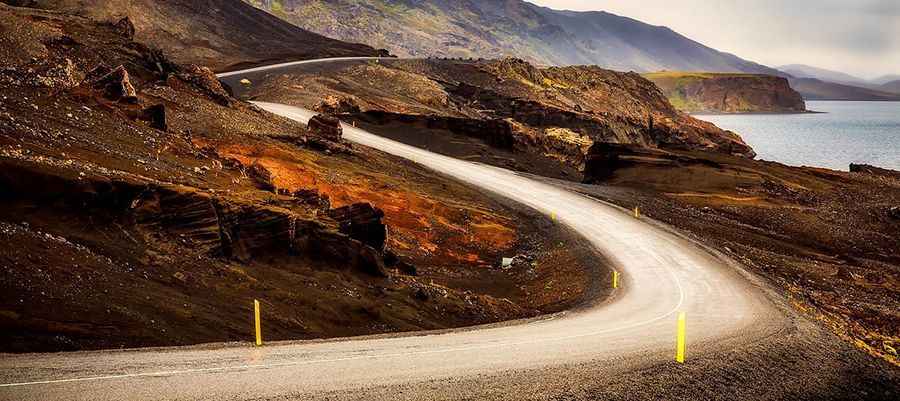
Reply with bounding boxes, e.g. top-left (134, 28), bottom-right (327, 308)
top-left (551, 212), bottom-right (557, 222)
top-left (254, 299), bottom-right (263, 346)
top-left (633, 206), bottom-right (640, 218)
top-left (612, 271), bottom-right (619, 289)
top-left (675, 312), bottom-right (686, 363)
